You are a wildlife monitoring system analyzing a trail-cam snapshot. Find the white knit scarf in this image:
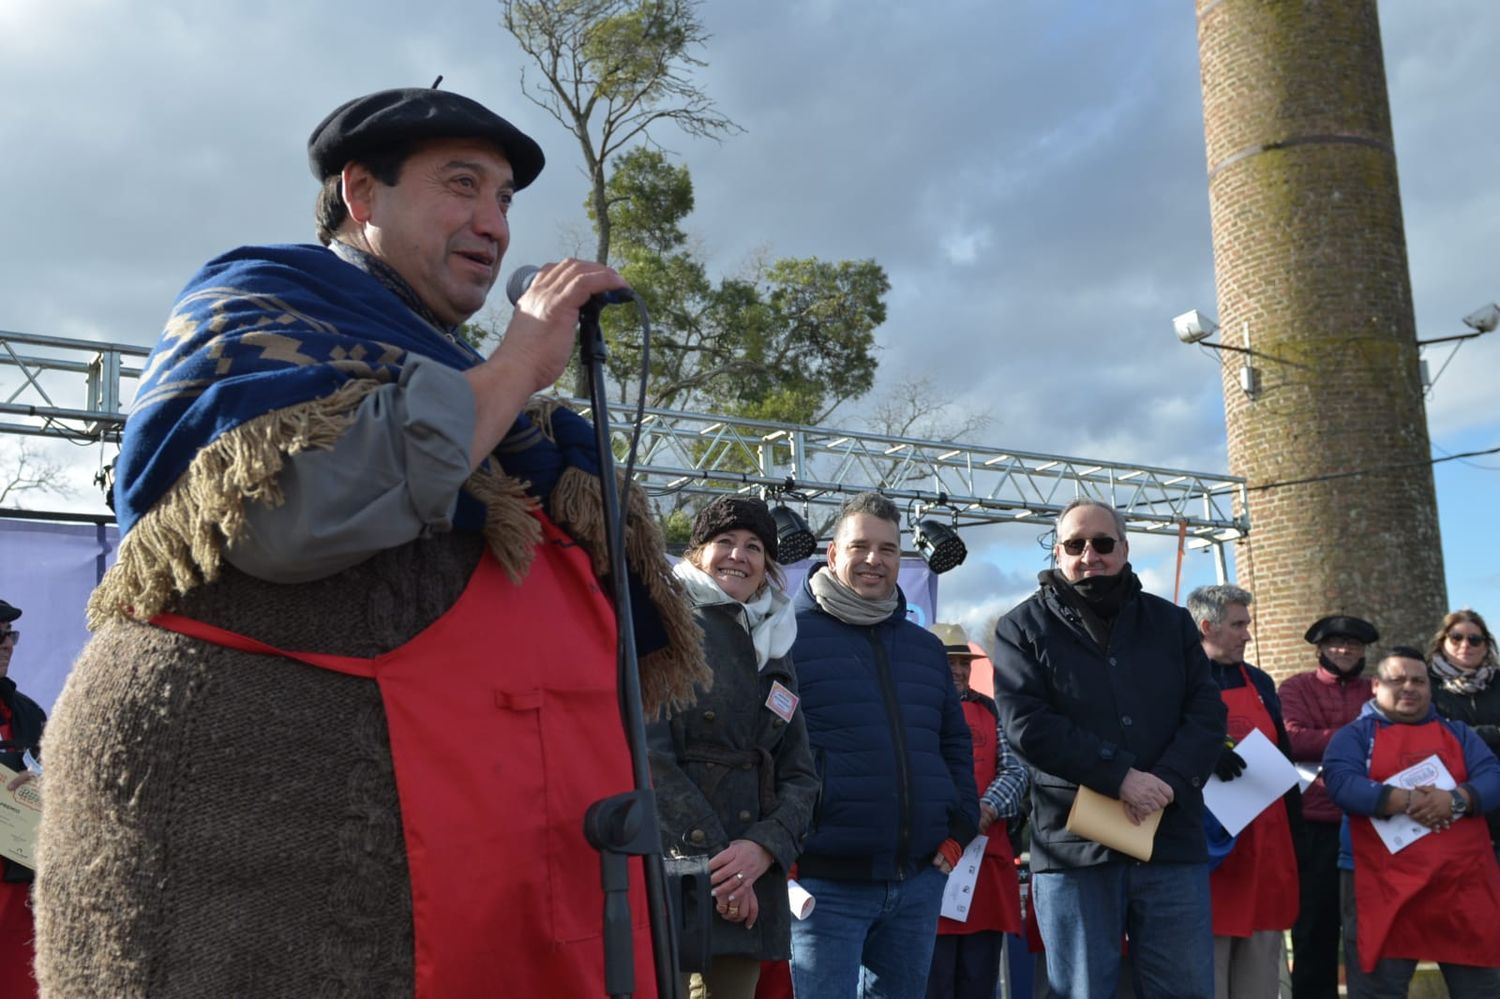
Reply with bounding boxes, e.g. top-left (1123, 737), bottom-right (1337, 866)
top-left (672, 560), bottom-right (797, 670)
